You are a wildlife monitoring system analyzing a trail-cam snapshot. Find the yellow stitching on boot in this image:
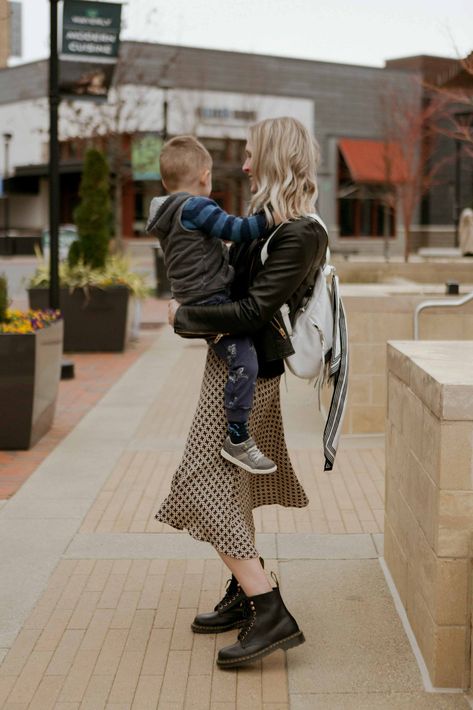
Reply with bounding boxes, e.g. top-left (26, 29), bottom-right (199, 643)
top-left (217, 631), bottom-right (303, 664)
